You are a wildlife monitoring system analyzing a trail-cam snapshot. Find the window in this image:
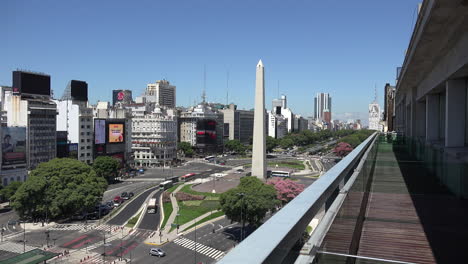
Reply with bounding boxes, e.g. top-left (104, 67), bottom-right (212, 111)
top-left (81, 139), bottom-right (84, 143)
top-left (81, 125), bottom-right (84, 129)
top-left (87, 153), bottom-right (90, 156)
top-left (439, 93), bottom-right (446, 140)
